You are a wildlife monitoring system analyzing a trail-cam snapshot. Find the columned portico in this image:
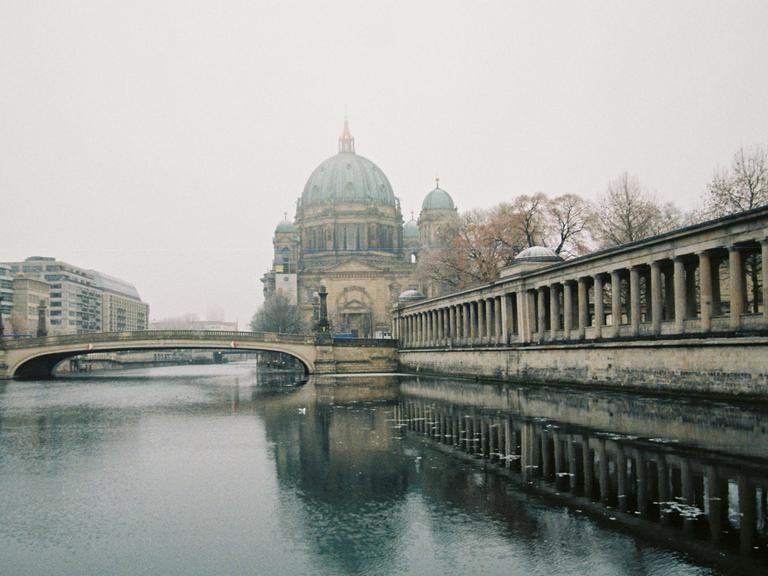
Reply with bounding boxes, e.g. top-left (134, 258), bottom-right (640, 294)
top-left (394, 207), bottom-right (768, 365)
